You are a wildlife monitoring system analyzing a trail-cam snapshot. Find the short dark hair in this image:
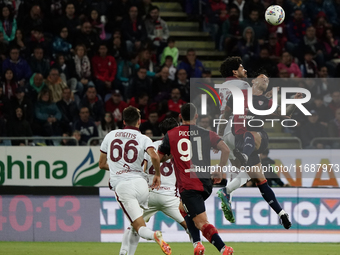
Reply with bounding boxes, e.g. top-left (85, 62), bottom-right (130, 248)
top-left (168, 37), bottom-right (175, 43)
top-left (181, 103), bottom-right (197, 121)
top-left (187, 48), bottom-right (195, 54)
top-left (220, 56), bottom-right (242, 77)
top-left (123, 106), bottom-right (141, 126)
top-left (165, 55), bottom-right (173, 61)
top-left (149, 6), bottom-right (159, 12)
top-left (261, 148), bottom-right (269, 156)
top-left (159, 118), bottom-right (179, 135)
